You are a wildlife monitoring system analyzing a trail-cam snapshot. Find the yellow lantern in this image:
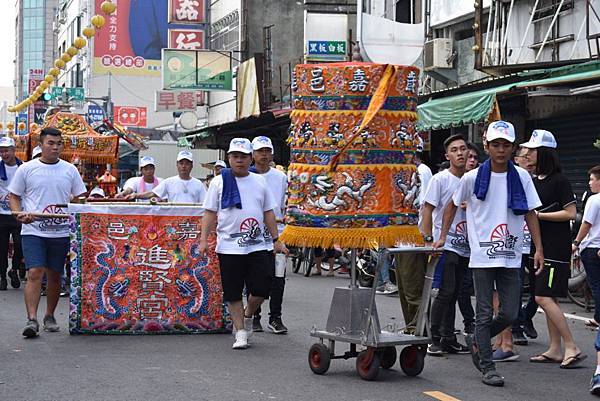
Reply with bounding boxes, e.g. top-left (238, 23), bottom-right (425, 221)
top-left (61, 53), bottom-right (72, 63)
top-left (0, 123), bottom-right (3, 129)
top-left (23, 99), bottom-right (31, 106)
top-left (73, 37), bottom-right (87, 49)
top-left (101, 1), bottom-right (117, 15)
top-left (82, 27), bottom-right (95, 39)
top-left (17, 122), bottom-right (26, 131)
top-left (91, 15), bottom-right (106, 29)
top-left (67, 46), bottom-right (79, 56)
top-left (44, 75), bottom-right (55, 84)
top-left (39, 81), bottom-right (49, 90)
top-left (7, 121), bottom-right (15, 130)
top-left (54, 59), bottom-right (66, 69)
top-left (49, 67), bottom-right (60, 77)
